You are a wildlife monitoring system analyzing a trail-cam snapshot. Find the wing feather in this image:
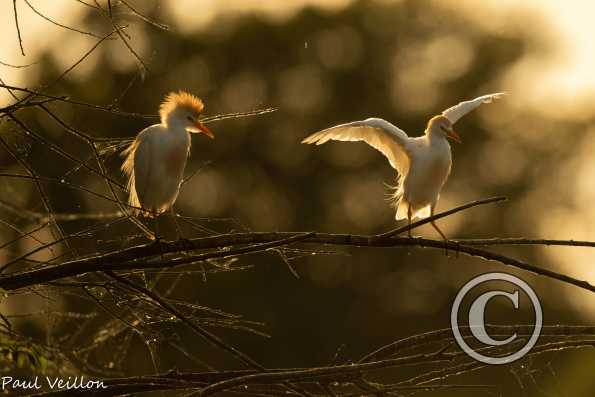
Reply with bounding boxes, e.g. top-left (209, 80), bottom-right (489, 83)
top-left (302, 118), bottom-right (411, 174)
top-left (121, 126), bottom-right (159, 214)
top-left (121, 140), bottom-right (141, 211)
top-left (441, 93), bottom-right (506, 124)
